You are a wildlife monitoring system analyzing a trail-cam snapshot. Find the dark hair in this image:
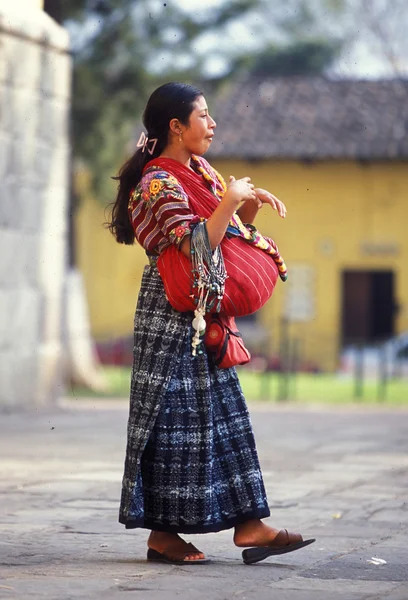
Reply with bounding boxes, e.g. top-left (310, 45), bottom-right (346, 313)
top-left (107, 82), bottom-right (202, 244)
